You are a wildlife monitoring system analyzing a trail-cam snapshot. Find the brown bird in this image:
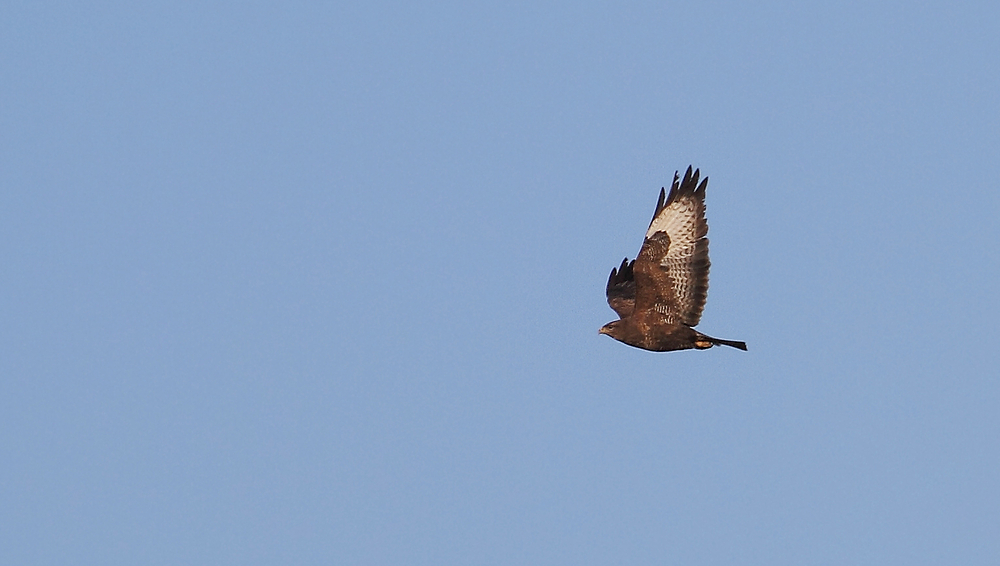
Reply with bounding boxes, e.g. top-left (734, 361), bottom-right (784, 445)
top-left (600, 166), bottom-right (747, 352)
